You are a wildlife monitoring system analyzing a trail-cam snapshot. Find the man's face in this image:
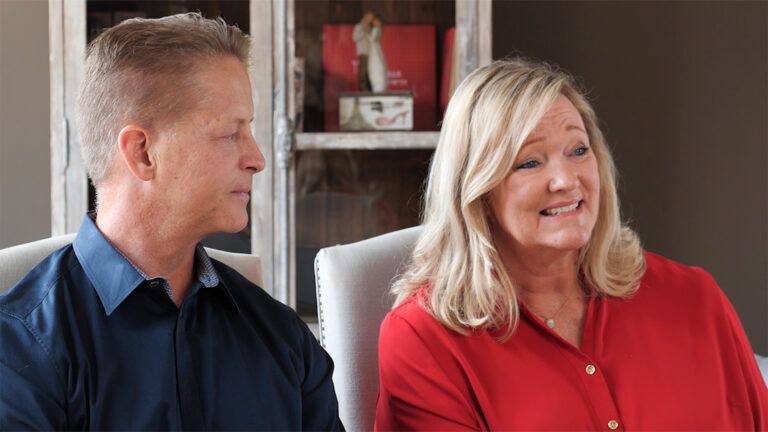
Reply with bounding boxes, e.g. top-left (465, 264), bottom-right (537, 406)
top-left (151, 55), bottom-right (264, 238)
